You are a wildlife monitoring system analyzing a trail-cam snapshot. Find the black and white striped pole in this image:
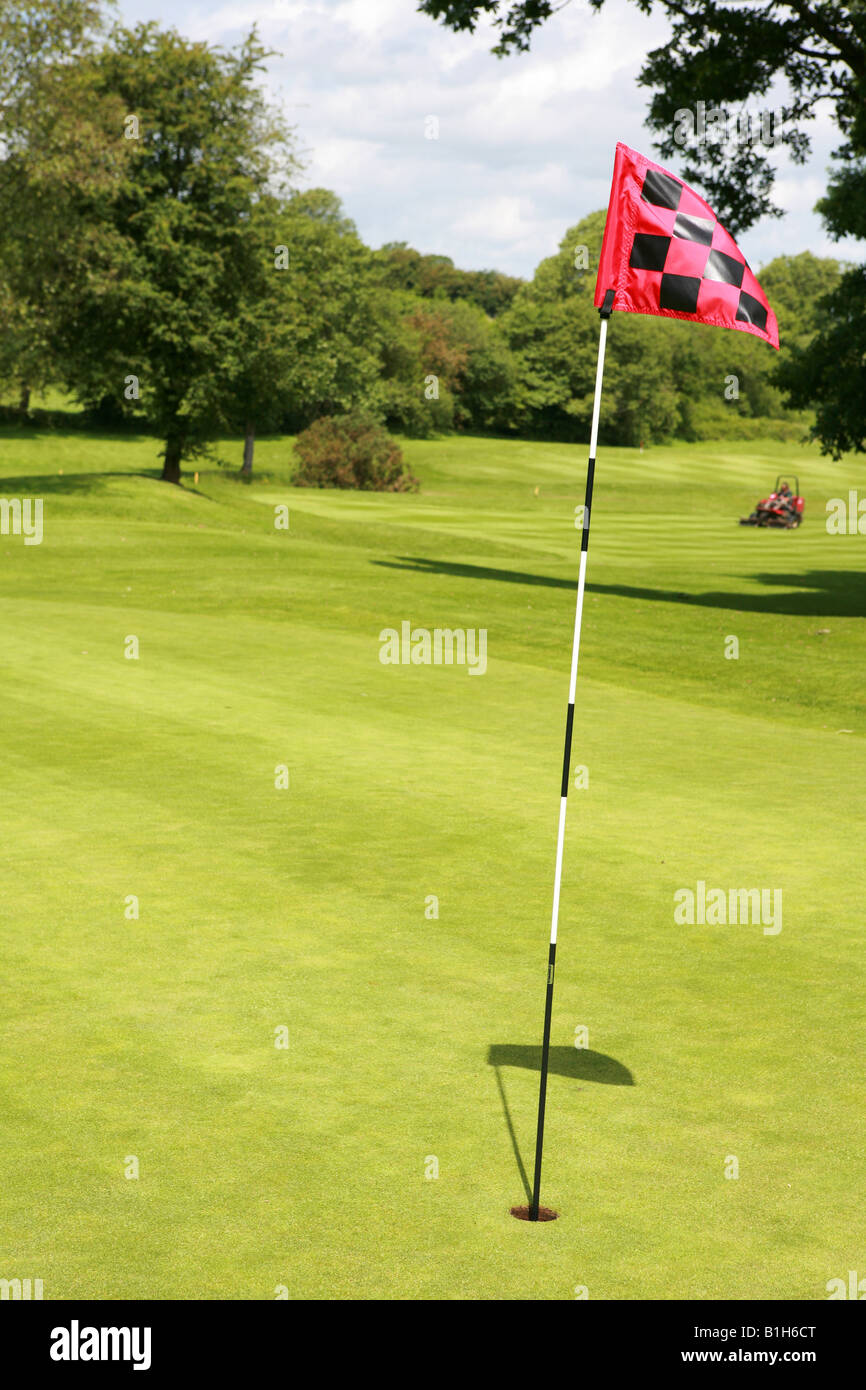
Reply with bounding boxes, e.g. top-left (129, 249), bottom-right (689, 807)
top-left (528, 288), bottom-right (615, 1222)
